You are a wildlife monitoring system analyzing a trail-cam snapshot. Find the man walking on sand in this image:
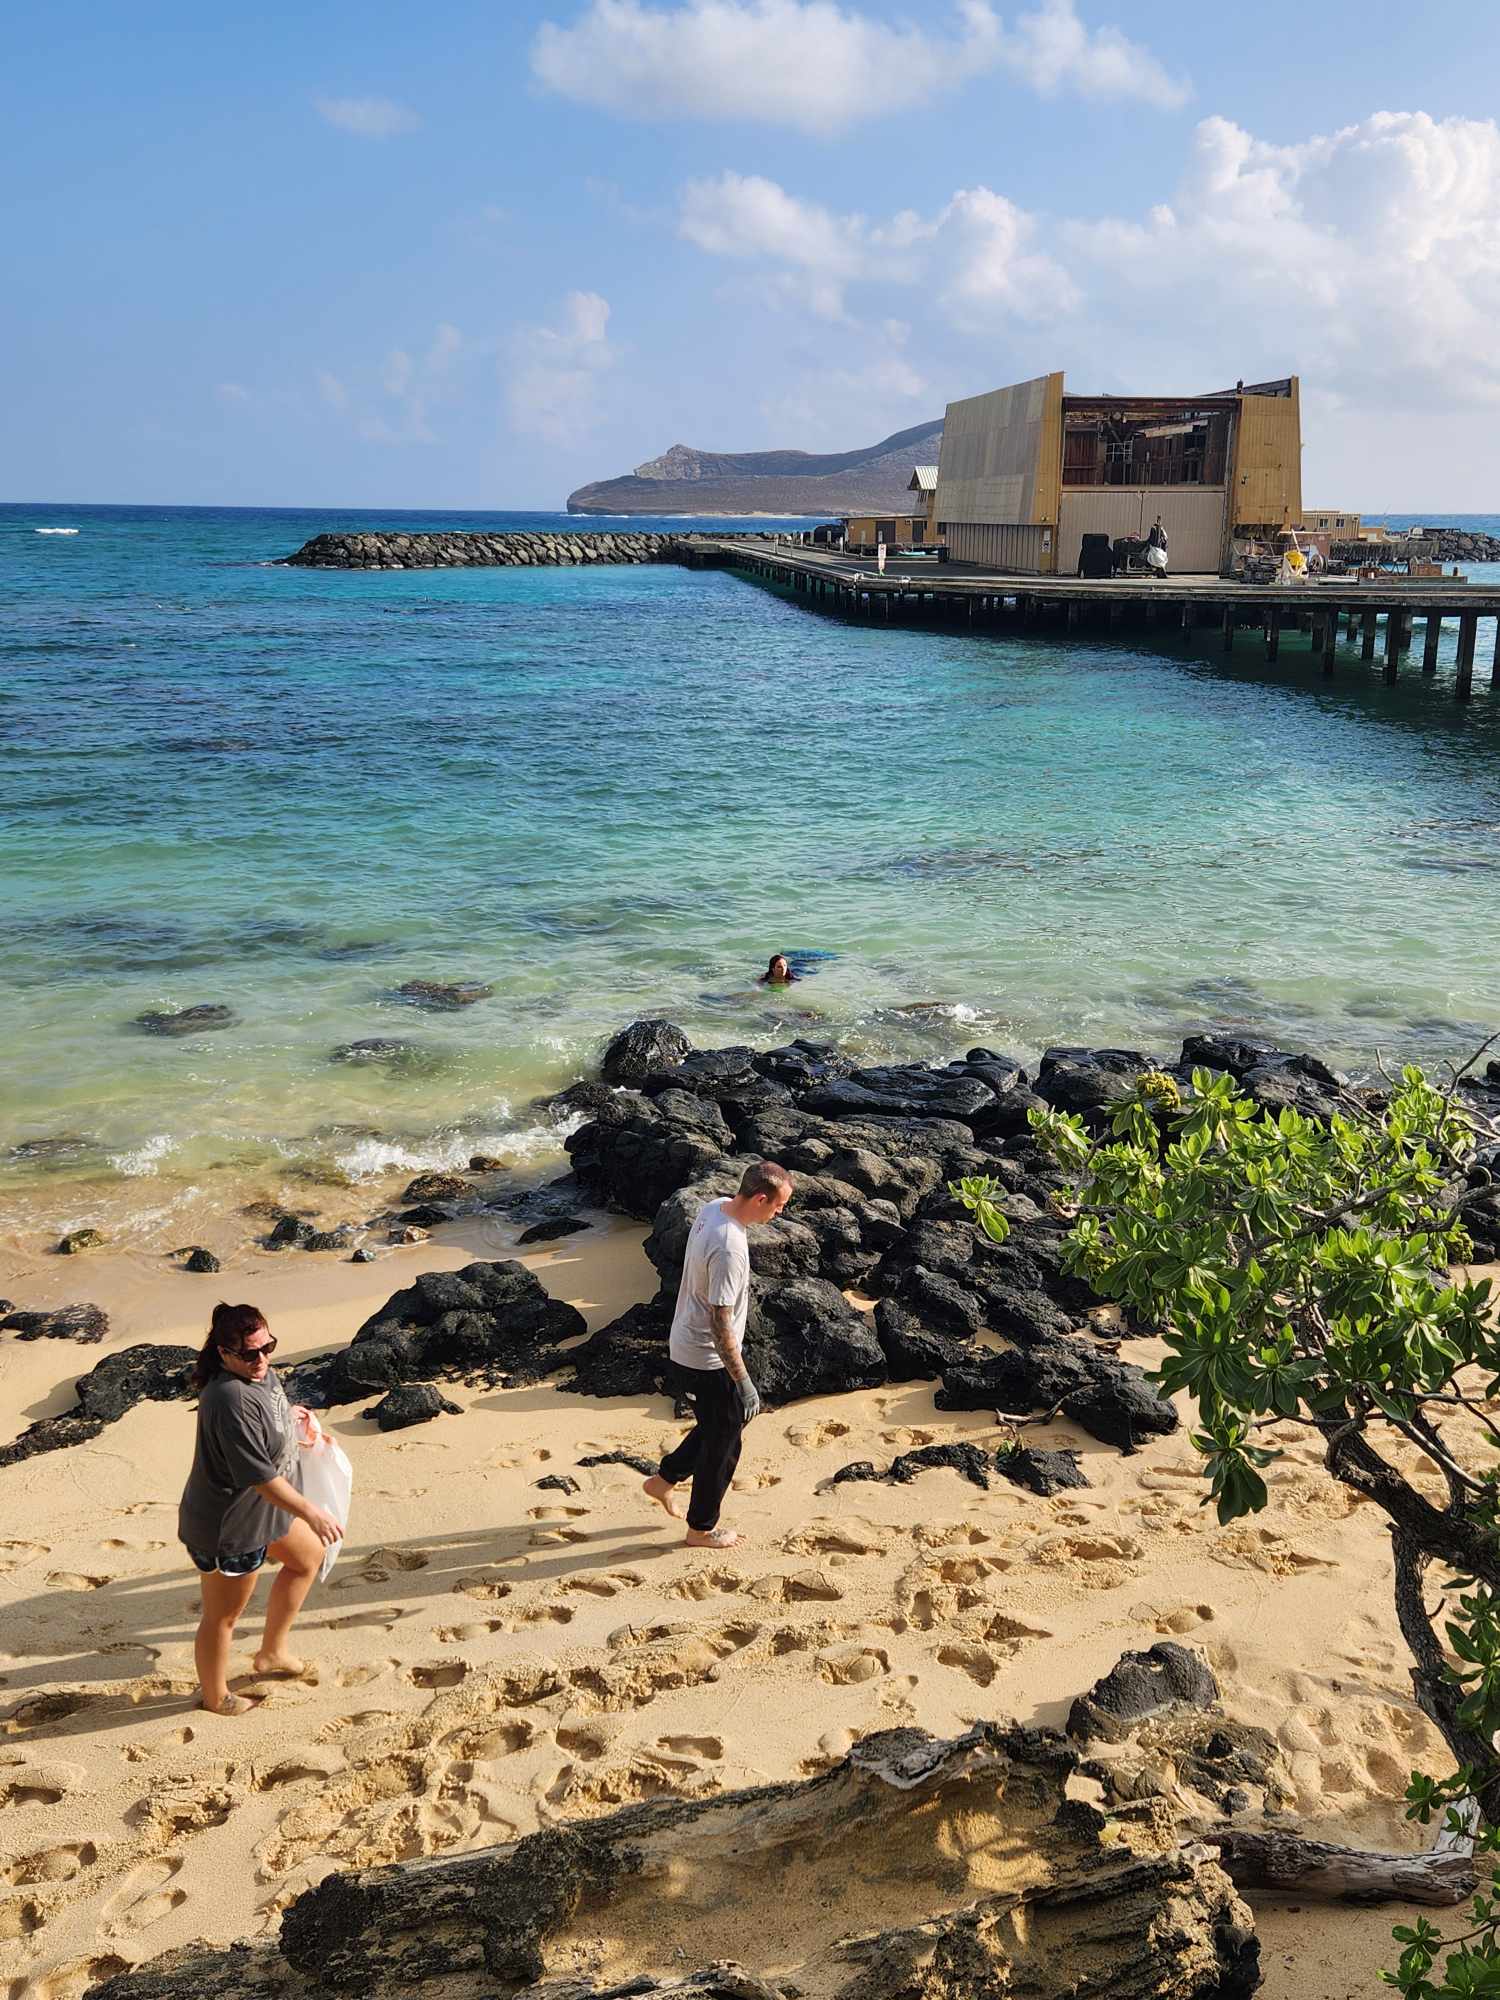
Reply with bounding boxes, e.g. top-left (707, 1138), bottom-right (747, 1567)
top-left (644, 1160), bottom-right (793, 1549)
